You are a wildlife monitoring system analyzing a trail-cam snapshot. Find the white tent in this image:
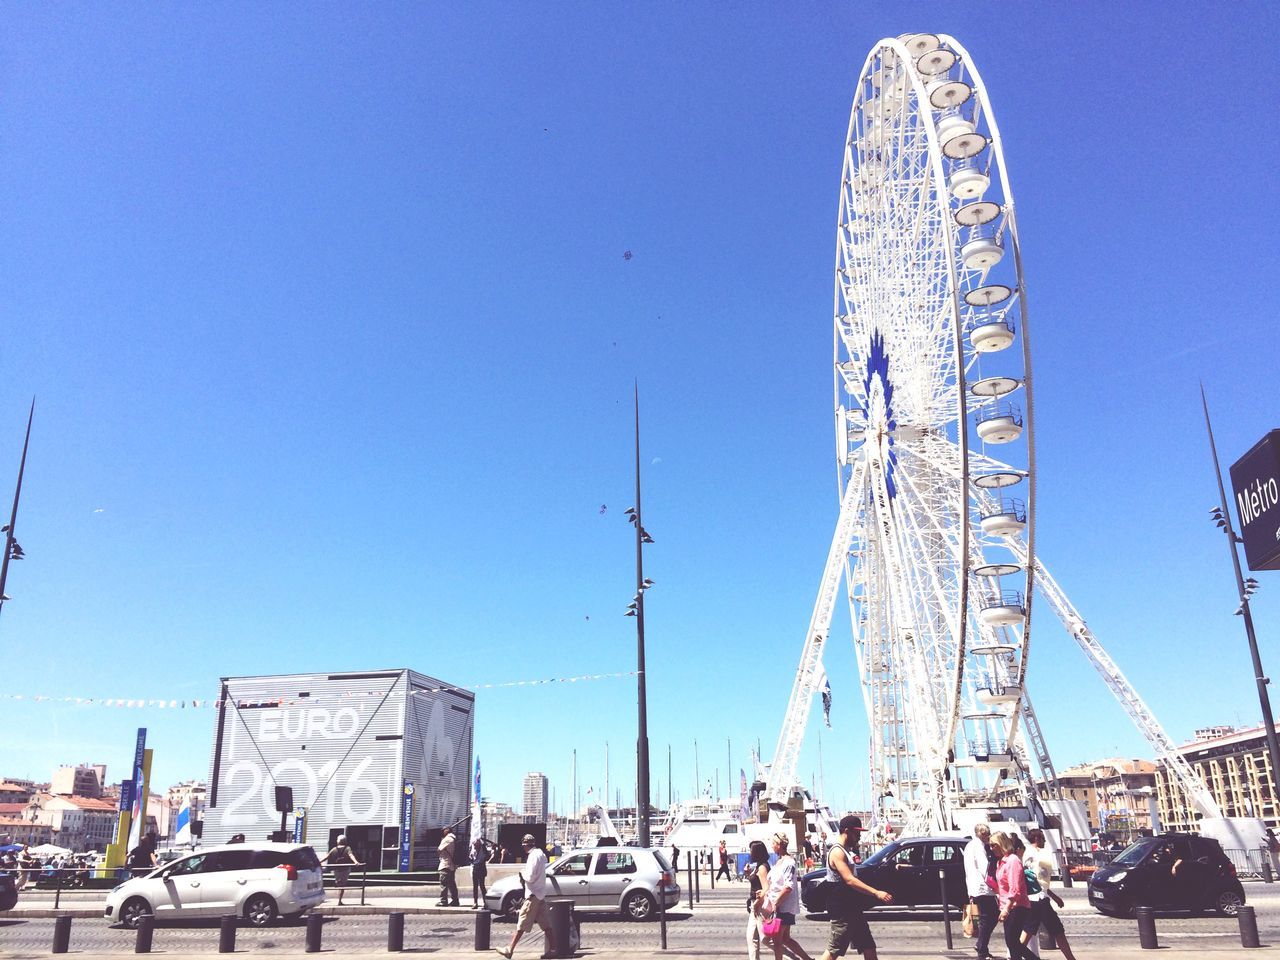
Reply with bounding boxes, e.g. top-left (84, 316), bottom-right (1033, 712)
top-left (28, 843), bottom-right (73, 858)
